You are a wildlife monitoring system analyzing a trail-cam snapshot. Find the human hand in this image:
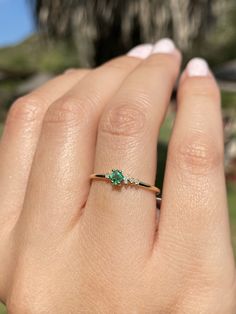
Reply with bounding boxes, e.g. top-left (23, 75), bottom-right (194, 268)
top-left (0, 39), bottom-right (235, 313)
